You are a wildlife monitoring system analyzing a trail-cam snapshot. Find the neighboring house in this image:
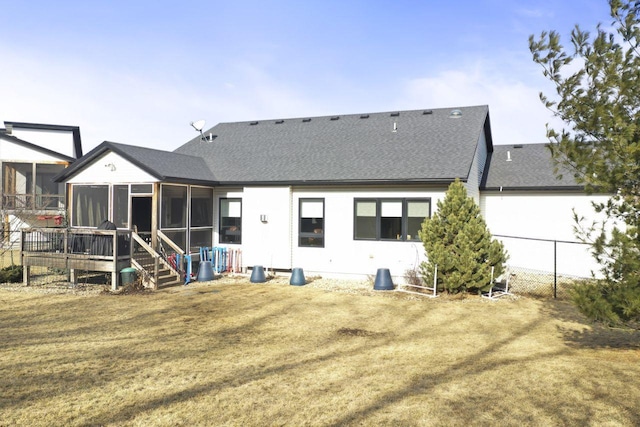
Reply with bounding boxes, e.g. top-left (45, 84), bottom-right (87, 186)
top-left (0, 122), bottom-right (83, 247)
top-left (480, 143), bottom-right (608, 277)
top-left (50, 105), bottom-right (604, 283)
